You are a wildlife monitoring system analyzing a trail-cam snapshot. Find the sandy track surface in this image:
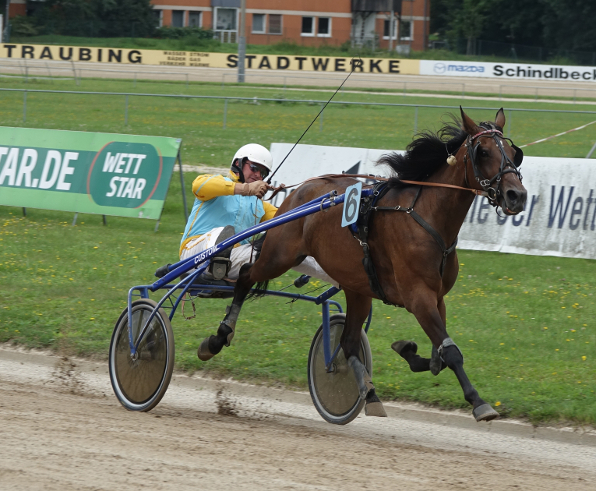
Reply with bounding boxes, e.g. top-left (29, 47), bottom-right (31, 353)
top-left (1, 347), bottom-right (595, 490)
